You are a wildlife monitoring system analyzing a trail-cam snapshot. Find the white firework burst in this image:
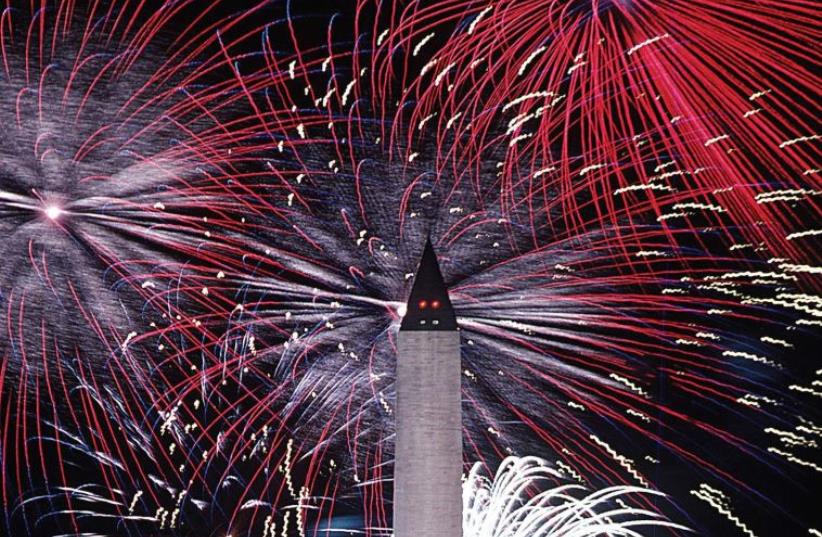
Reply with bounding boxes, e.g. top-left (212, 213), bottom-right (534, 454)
top-left (463, 456), bottom-right (689, 537)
